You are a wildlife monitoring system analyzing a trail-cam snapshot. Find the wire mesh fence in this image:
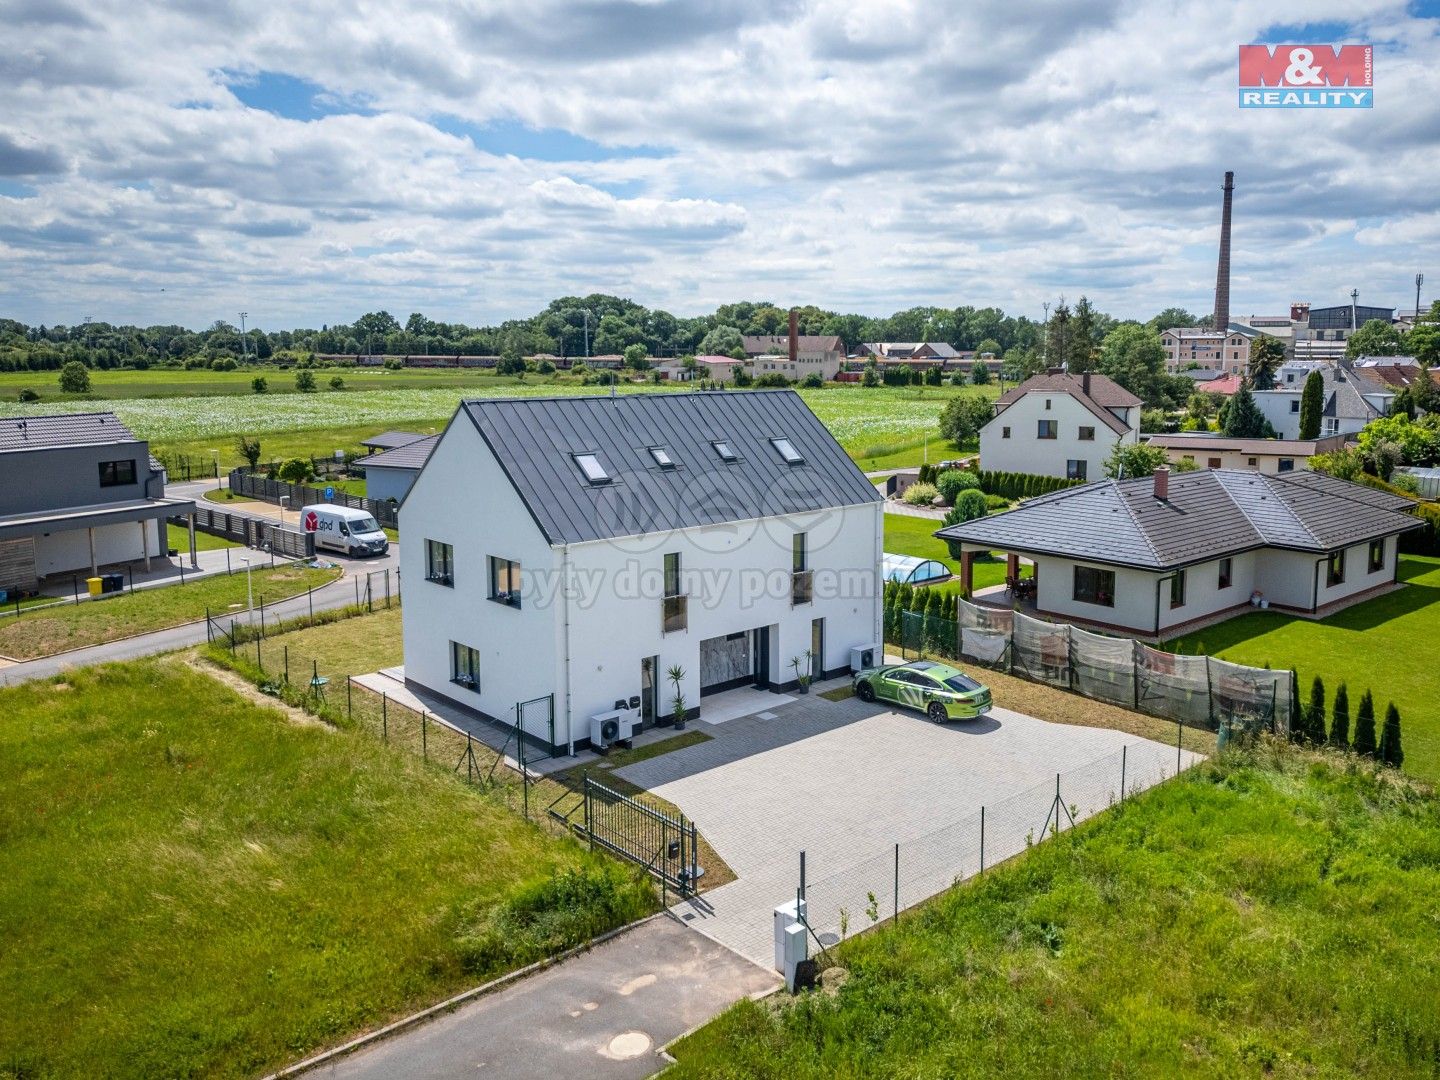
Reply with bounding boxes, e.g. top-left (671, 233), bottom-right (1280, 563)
top-left (899, 601), bottom-right (1294, 738)
top-left (797, 738), bottom-right (1197, 953)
